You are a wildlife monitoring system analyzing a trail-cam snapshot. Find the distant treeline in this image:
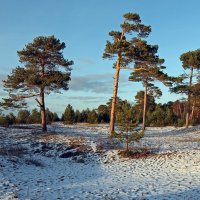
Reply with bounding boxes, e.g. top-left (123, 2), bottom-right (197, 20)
top-left (0, 92), bottom-right (199, 127)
